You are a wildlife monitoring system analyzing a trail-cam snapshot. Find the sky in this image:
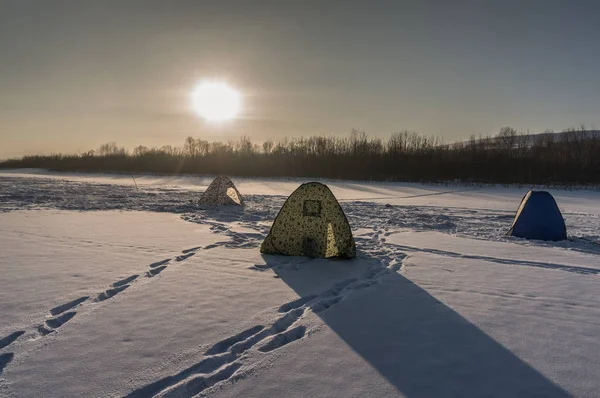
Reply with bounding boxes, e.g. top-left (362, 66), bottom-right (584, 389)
top-left (1, 0), bottom-right (600, 158)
